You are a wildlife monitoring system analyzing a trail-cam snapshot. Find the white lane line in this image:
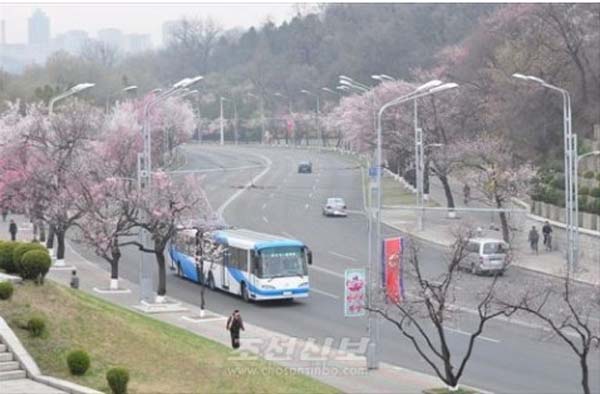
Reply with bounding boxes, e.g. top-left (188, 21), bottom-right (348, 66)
top-left (262, 203), bottom-right (267, 210)
top-left (262, 216), bottom-right (269, 223)
top-left (281, 231), bottom-right (295, 239)
top-left (169, 164), bottom-right (264, 174)
top-left (216, 153), bottom-right (272, 220)
top-left (269, 193), bottom-right (274, 198)
top-left (329, 251), bottom-right (357, 262)
top-left (445, 327), bottom-right (500, 343)
top-left (310, 265), bottom-right (344, 278)
top-left (308, 193), bottom-right (313, 199)
top-left (312, 184), bottom-right (317, 191)
top-left (311, 287), bottom-right (340, 300)
top-left (305, 204), bottom-right (309, 210)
